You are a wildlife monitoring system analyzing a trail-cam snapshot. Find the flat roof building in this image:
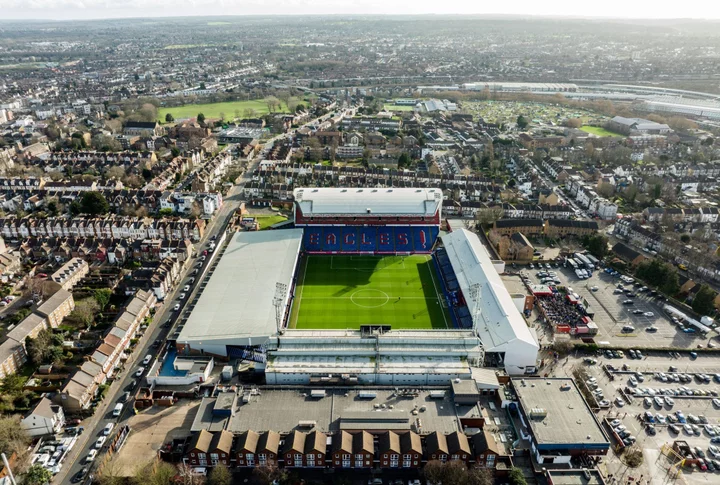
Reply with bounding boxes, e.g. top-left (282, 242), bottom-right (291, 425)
top-left (512, 378), bottom-right (610, 464)
top-left (177, 230), bottom-right (303, 356)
